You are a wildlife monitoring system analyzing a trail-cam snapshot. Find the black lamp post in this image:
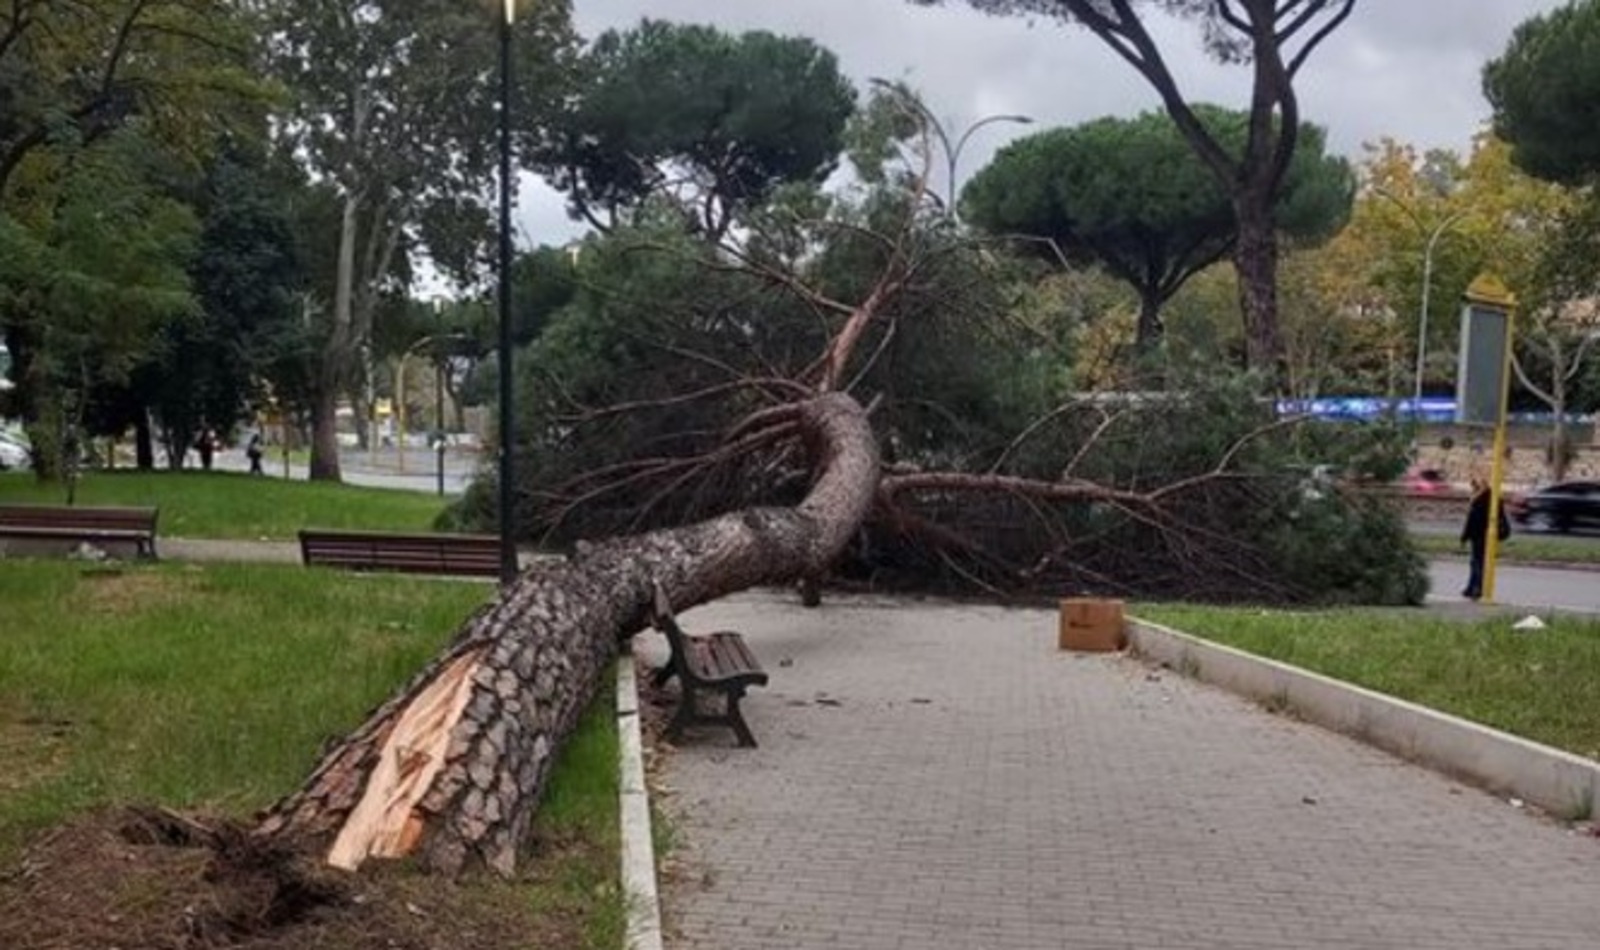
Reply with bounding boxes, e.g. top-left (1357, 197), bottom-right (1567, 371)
top-left (434, 347), bottom-right (446, 497)
top-left (496, 0), bottom-right (517, 585)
